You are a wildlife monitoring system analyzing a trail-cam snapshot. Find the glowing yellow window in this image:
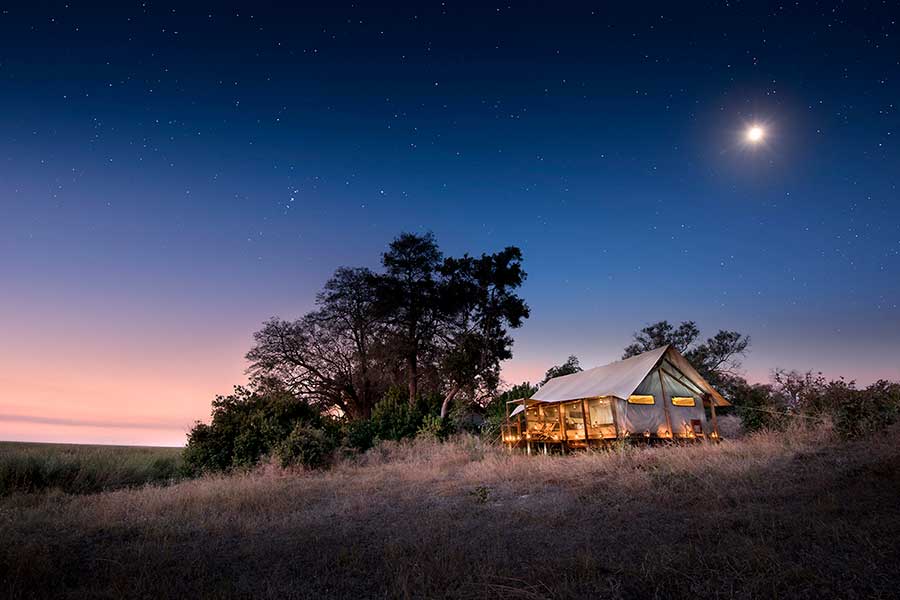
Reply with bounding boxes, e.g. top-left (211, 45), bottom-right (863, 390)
top-left (672, 396), bottom-right (696, 407)
top-left (628, 394), bottom-right (655, 405)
